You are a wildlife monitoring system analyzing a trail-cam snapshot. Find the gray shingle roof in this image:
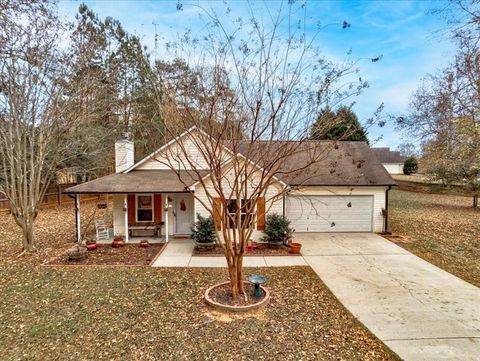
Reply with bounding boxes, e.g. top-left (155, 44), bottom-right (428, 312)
top-left (371, 147), bottom-right (404, 164)
top-left (238, 141), bottom-right (397, 187)
top-left (64, 170), bottom-right (207, 194)
top-left (65, 141), bottom-right (396, 194)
